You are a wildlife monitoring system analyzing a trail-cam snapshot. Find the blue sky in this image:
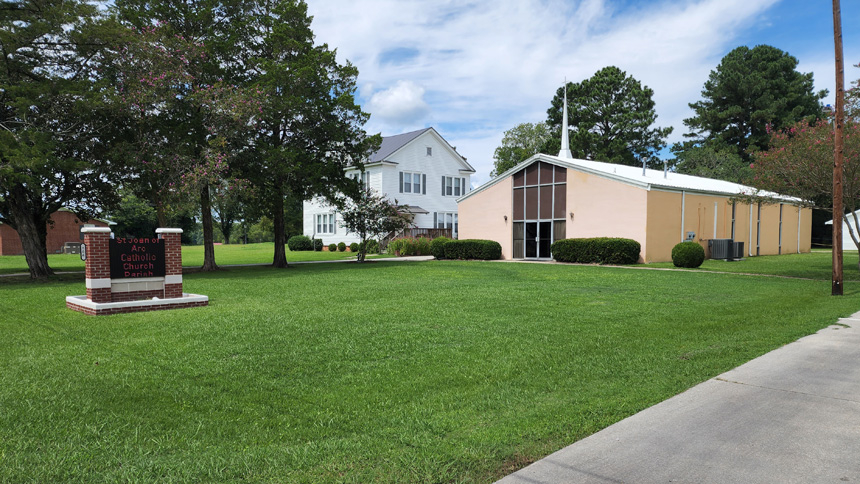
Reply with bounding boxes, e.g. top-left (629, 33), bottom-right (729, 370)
top-left (305, 0), bottom-right (859, 186)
